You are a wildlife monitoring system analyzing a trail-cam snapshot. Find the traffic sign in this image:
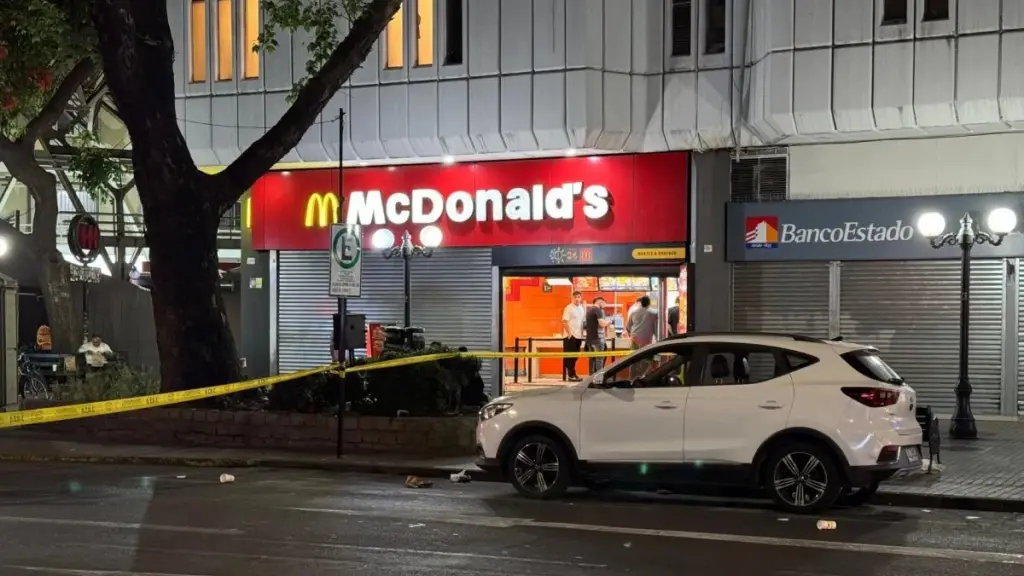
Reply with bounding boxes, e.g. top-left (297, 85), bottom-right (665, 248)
top-left (329, 224), bottom-right (362, 297)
